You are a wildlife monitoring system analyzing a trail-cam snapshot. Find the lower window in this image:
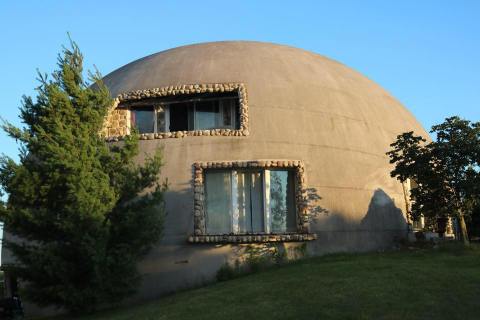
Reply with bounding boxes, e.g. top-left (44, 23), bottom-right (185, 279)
top-left (204, 169), bottom-right (296, 234)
